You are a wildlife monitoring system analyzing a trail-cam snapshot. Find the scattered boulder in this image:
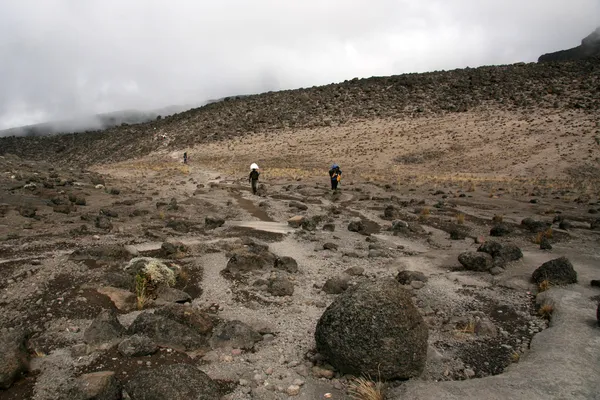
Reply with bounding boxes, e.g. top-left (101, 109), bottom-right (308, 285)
top-left (124, 364), bottom-right (220, 400)
top-left (83, 310), bottom-right (125, 347)
top-left (344, 266), bottom-right (364, 276)
top-left (489, 266), bottom-right (505, 276)
top-left (449, 226), bottom-right (468, 240)
top-left (396, 270), bottom-right (428, 285)
top-left (521, 218), bottom-right (550, 233)
top-left (128, 313), bottom-right (208, 351)
top-left (383, 205), bottom-right (400, 220)
top-left (155, 304), bottom-right (213, 334)
top-left (274, 256), bottom-right (299, 273)
top-left (540, 236), bottom-right (553, 250)
top-left (475, 319), bottom-right (498, 337)
top-left (268, 276), bottom-right (294, 296)
top-left (161, 241), bottom-right (187, 256)
top-left (224, 249), bottom-right (274, 276)
top-left (323, 242), bottom-right (338, 251)
top-left (531, 257), bottom-right (577, 285)
top-left (322, 276), bottom-right (350, 294)
top-left (368, 249), bottom-right (387, 258)
top-left (0, 330), bottom-right (29, 389)
top-left (118, 335), bottom-right (158, 357)
top-left (315, 279), bottom-right (428, 380)
top-left (96, 287), bottom-right (136, 312)
top-left (205, 216), bottom-right (225, 229)
top-left (70, 245), bottom-right (132, 263)
top-left (289, 201), bottom-right (308, 210)
top-left (18, 205), bottom-right (37, 218)
top-left (497, 244), bottom-right (523, 262)
top-left (490, 224), bottom-right (512, 237)
top-left (155, 287), bottom-right (192, 304)
top-left (458, 252), bottom-right (493, 272)
top-left (477, 241), bottom-right (503, 258)
top-left (347, 219), bottom-right (365, 233)
top-left (288, 216), bottom-right (305, 228)
top-left (301, 217), bottom-right (317, 231)
top-left (95, 216), bottom-right (113, 230)
top-left (166, 220), bottom-right (195, 233)
top-left (558, 220), bottom-right (572, 230)
top-left (209, 320), bottom-right (262, 350)
top-left (322, 223), bottom-right (336, 232)
top-left (54, 204), bottom-right (74, 214)
top-left (76, 371), bottom-right (121, 400)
